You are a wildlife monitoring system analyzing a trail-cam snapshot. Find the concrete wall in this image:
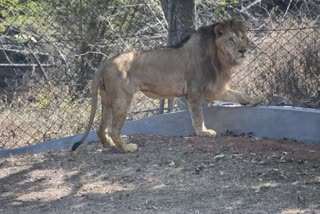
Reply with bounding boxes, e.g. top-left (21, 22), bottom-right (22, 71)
top-left (1, 105), bottom-right (319, 156)
top-left (123, 105), bottom-right (320, 143)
